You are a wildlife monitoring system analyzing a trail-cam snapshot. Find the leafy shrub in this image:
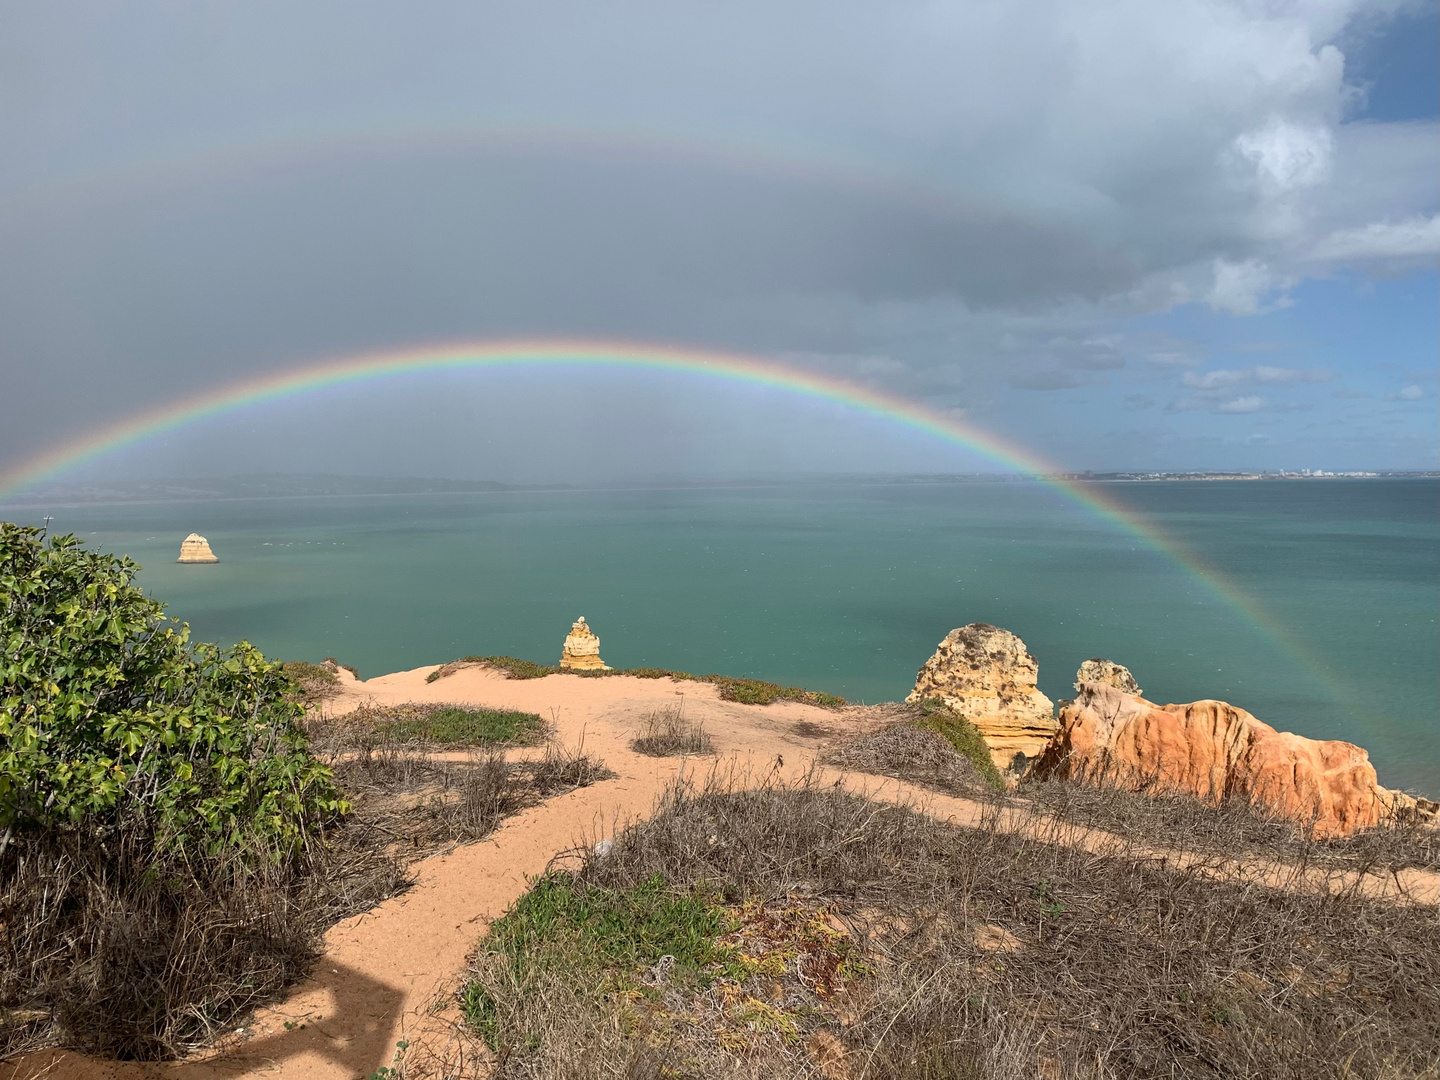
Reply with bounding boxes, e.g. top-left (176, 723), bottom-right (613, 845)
top-left (0, 524), bottom-right (344, 856)
top-left (0, 525), bottom-right (368, 1058)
